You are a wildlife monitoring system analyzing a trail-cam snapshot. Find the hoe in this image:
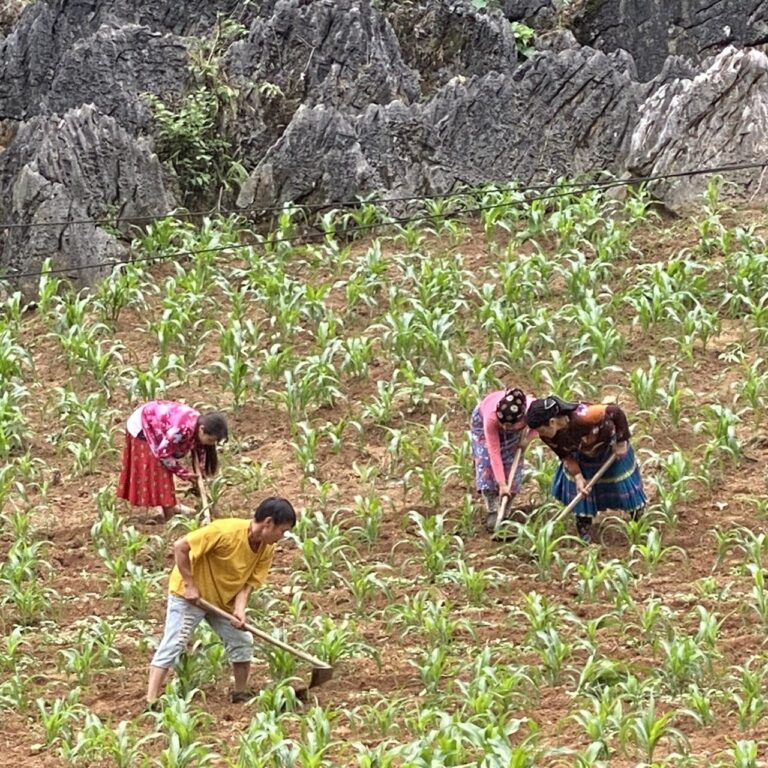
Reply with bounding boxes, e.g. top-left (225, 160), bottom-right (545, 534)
top-left (198, 599), bottom-right (334, 699)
